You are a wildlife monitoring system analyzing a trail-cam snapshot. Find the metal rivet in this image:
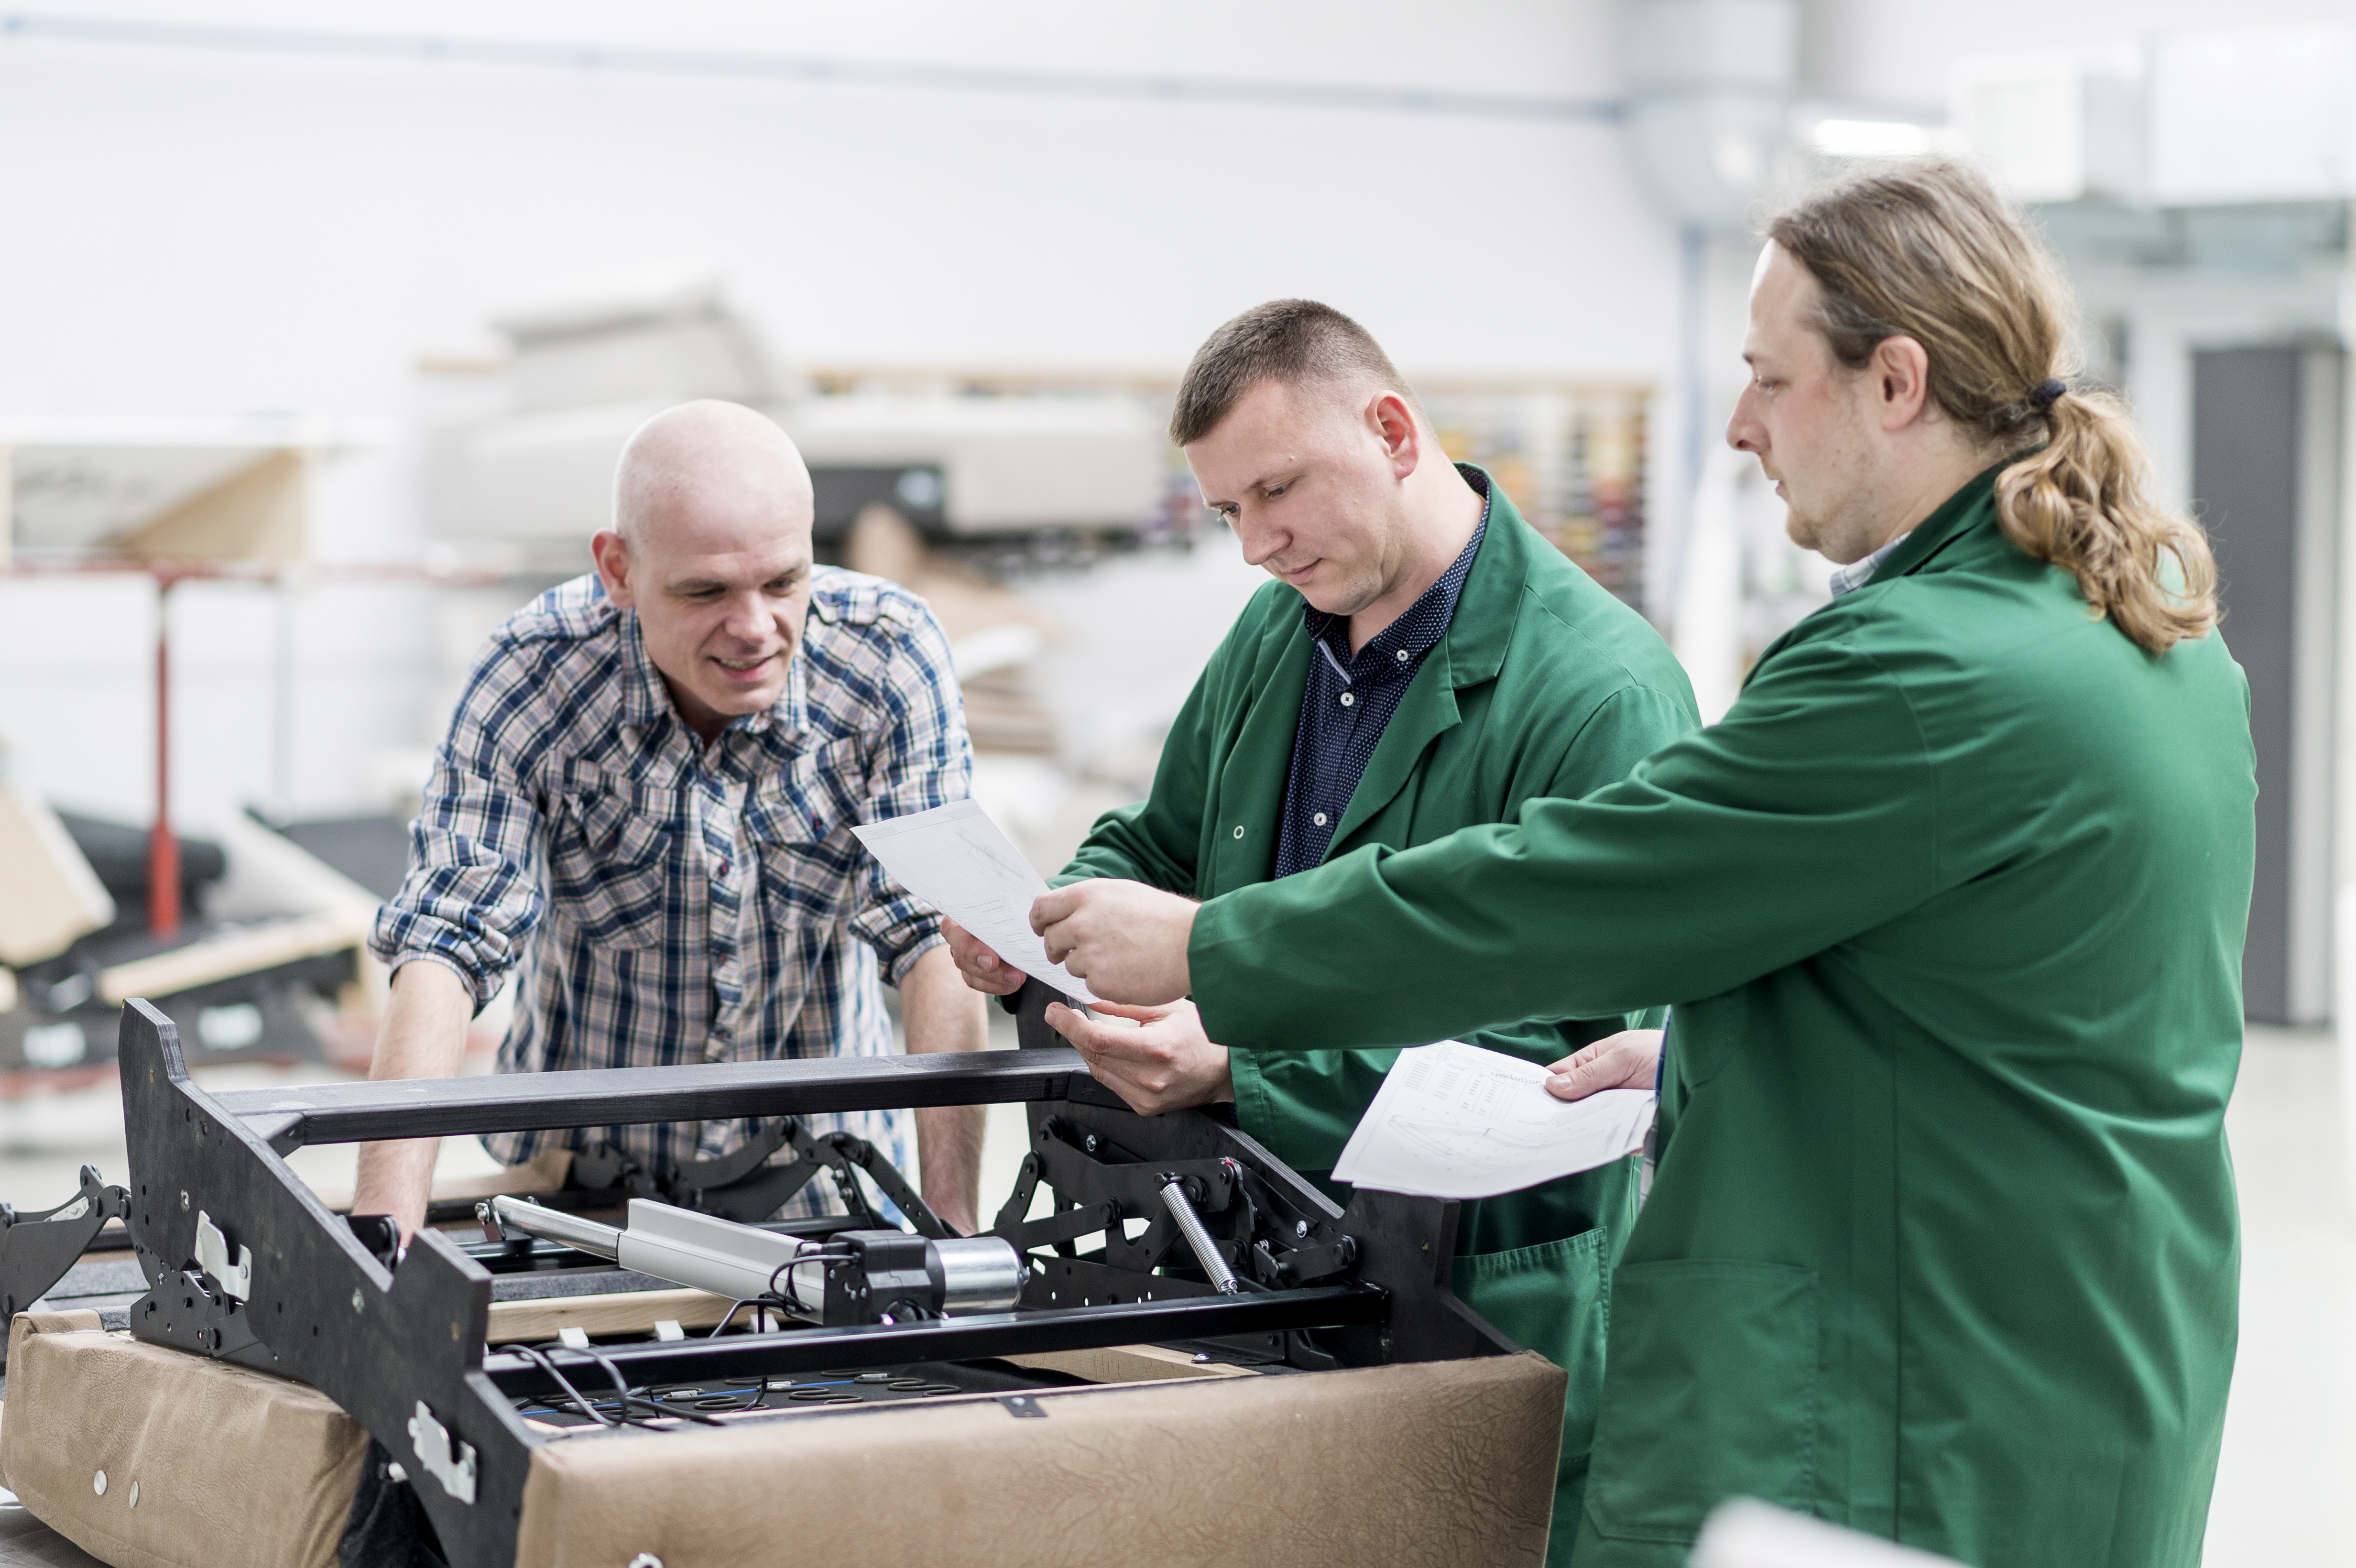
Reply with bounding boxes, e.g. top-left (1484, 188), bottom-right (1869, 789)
top-left (128, 1481), bottom-right (139, 1510)
top-left (351, 1289), bottom-right (364, 1313)
top-left (92, 1470), bottom-right (107, 1497)
top-left (1295, 1220), bottom-right (1309, 1239)
top-left (178, 1191), bottom-right (189, 1211)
